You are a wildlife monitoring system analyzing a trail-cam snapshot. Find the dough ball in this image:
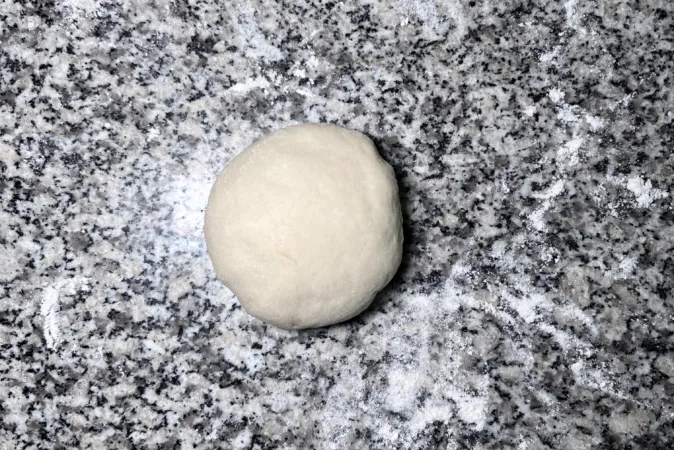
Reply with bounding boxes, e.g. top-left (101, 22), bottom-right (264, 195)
top-left (204, 123), bottom-right (403, 329)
